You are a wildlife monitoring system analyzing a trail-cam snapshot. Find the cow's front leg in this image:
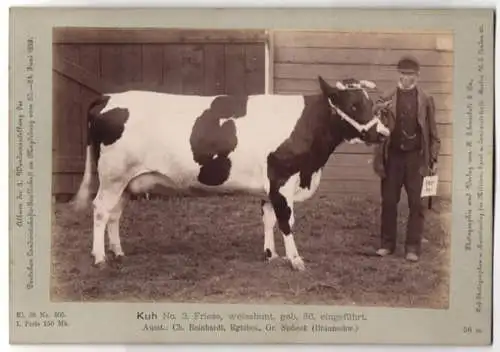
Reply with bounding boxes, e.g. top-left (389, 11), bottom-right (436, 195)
top-left (269, 184), bottom-right (305, 271)
top-left (261, 200), bottom-right (279, 261)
